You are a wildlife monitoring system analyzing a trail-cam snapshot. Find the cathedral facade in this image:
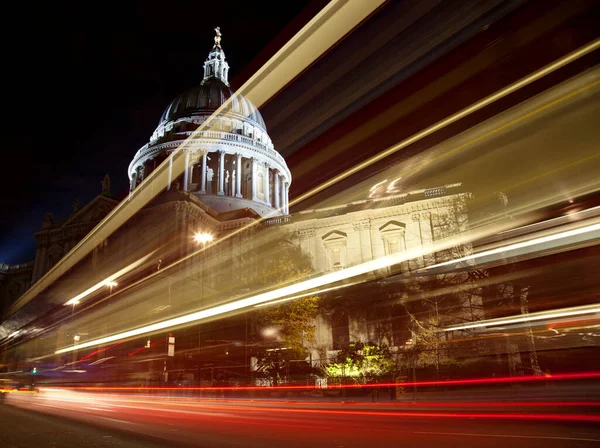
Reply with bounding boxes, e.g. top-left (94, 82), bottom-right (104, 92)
top-left (1, 31), bottom-right (487, 383)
